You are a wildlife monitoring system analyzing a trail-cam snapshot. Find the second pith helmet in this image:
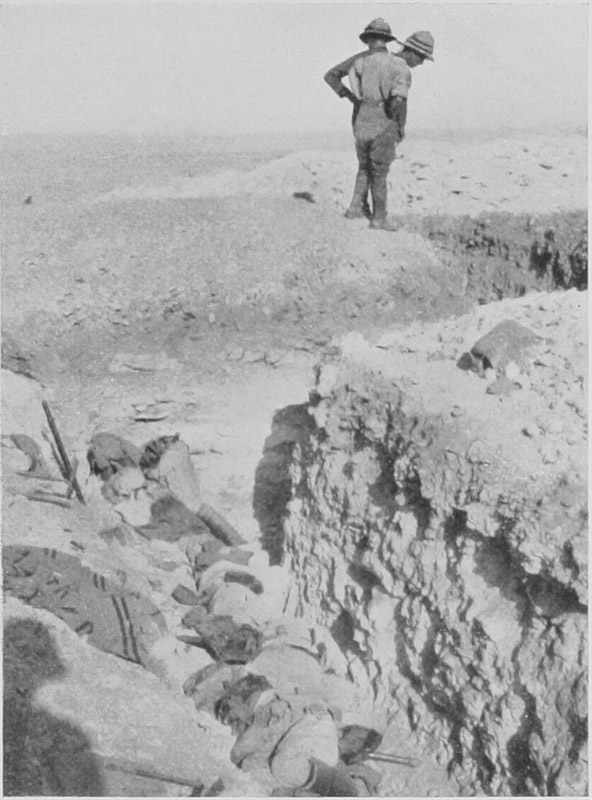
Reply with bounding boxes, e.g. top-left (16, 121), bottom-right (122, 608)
top-left (359, 18), bottom-right (396, 43)
top-left (403, 31), bottom-right (435, 60)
